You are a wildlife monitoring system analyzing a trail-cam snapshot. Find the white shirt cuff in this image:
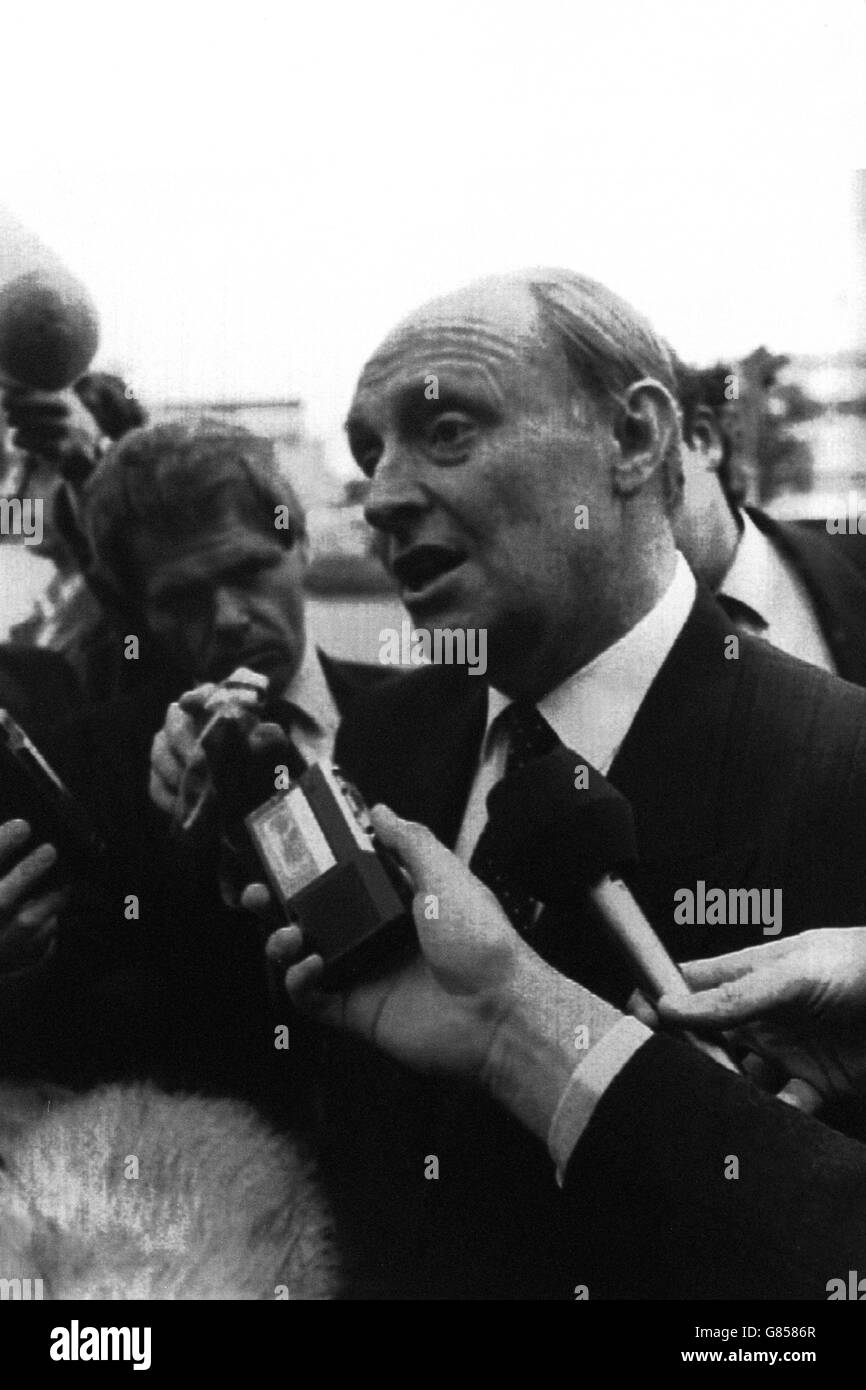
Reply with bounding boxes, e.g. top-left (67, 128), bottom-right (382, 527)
top-left (548, 1015), bottom-right (653, 1184)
